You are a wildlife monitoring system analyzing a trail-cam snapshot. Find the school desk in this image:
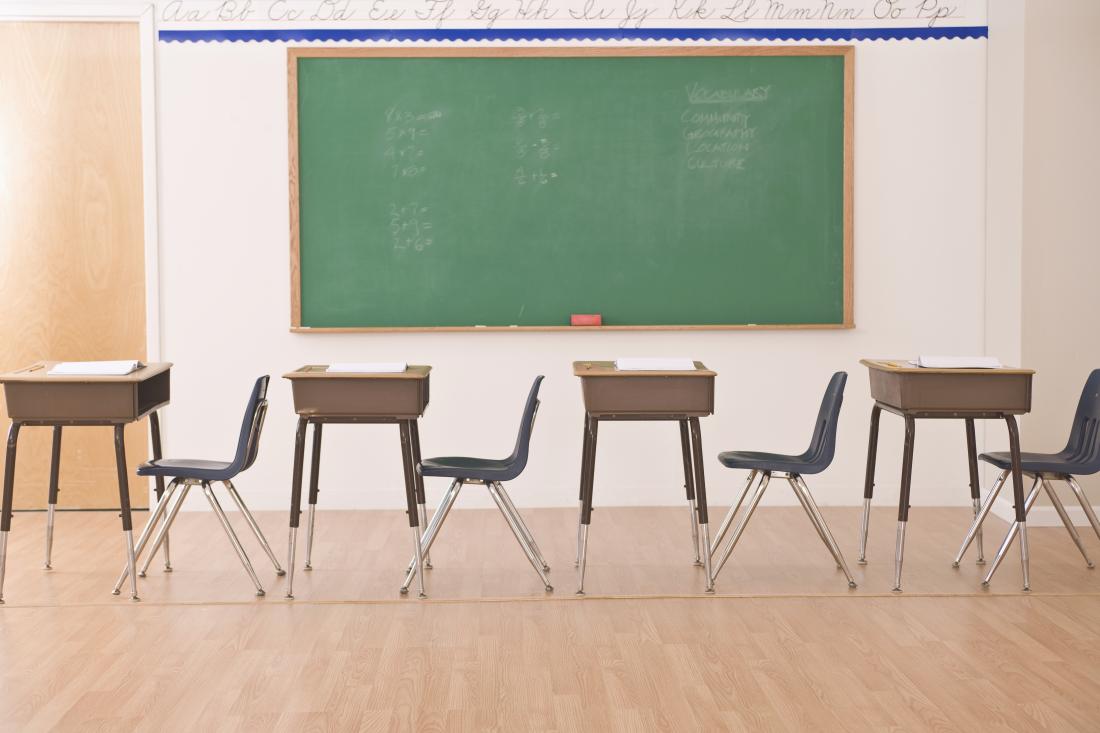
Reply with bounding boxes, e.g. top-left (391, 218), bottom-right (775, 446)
top-left (858, 359), bottom-right (1035, 591)
top-left (0, 361), bottom-right (172, 602)
top-left (573, 360), bottom-right (717, 594)
top-left (282, 365), bottom-right (431, 598)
